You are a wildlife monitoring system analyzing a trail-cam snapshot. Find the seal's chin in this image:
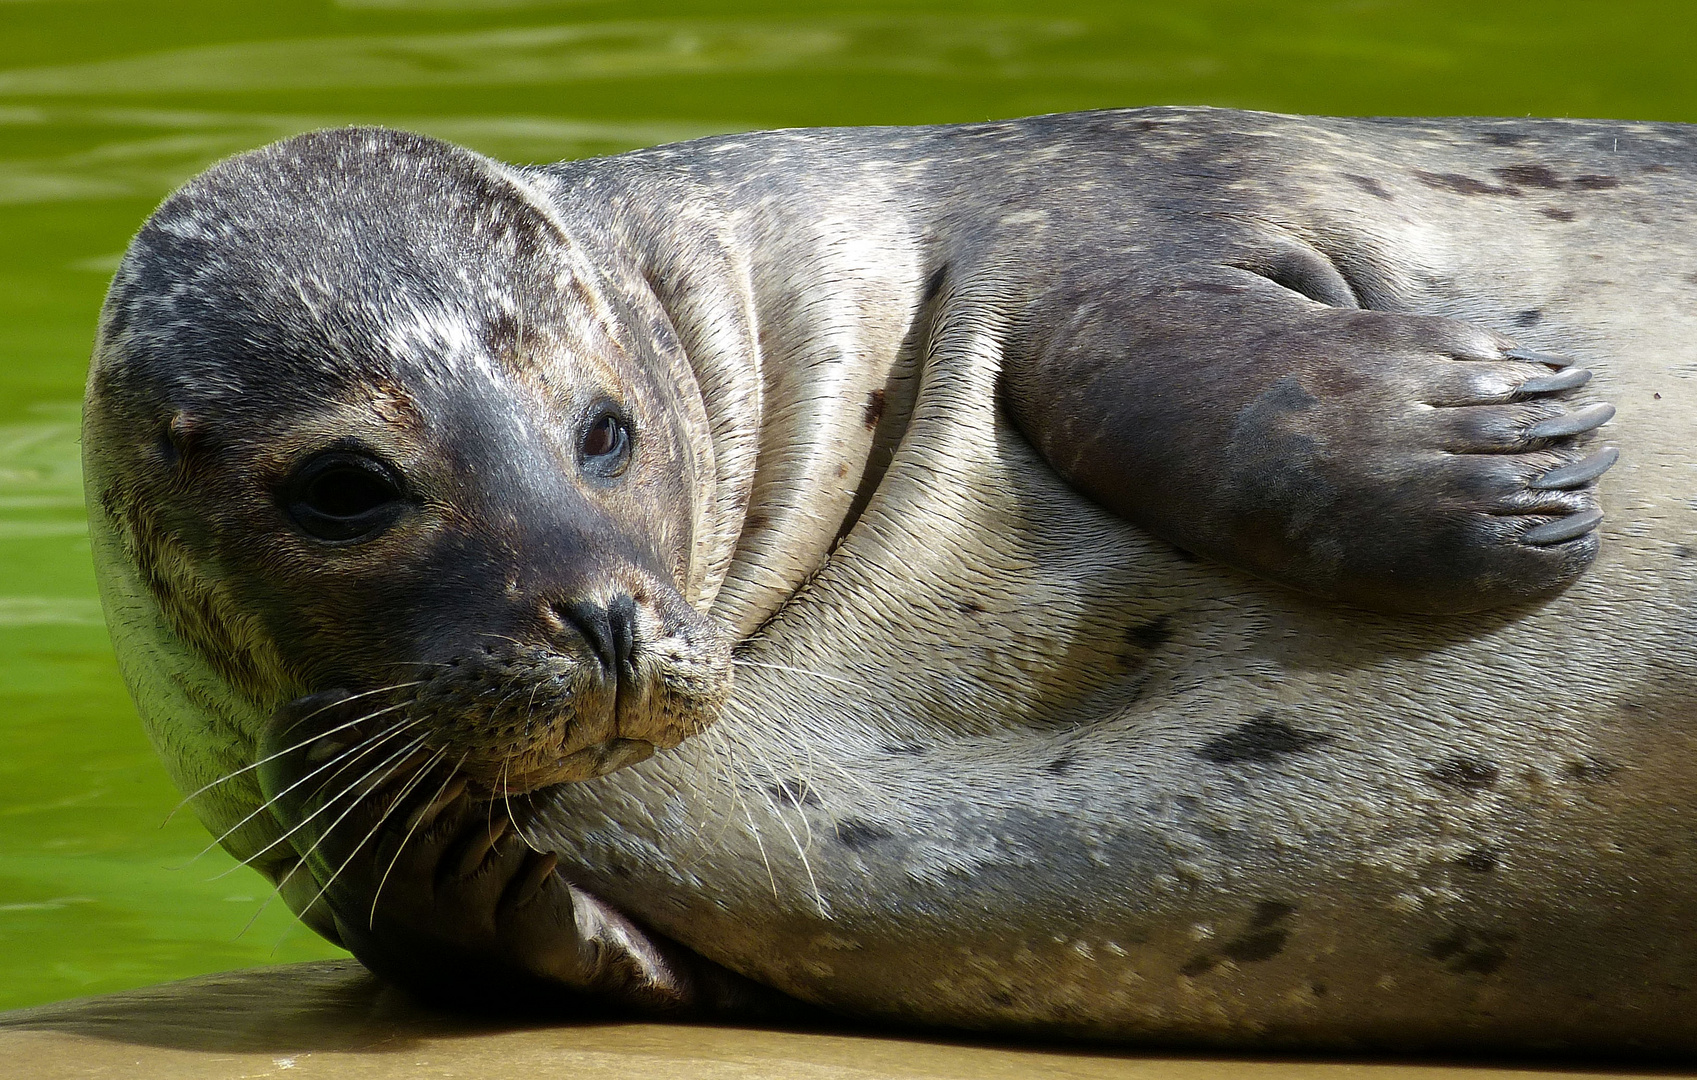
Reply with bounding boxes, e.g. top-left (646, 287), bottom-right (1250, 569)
top-left (554, 736), bottom-right (657, 781)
